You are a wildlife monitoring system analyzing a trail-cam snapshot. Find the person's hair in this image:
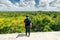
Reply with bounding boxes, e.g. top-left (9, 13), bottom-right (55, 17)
top-left (26, 15), bottom-right (29, 17)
